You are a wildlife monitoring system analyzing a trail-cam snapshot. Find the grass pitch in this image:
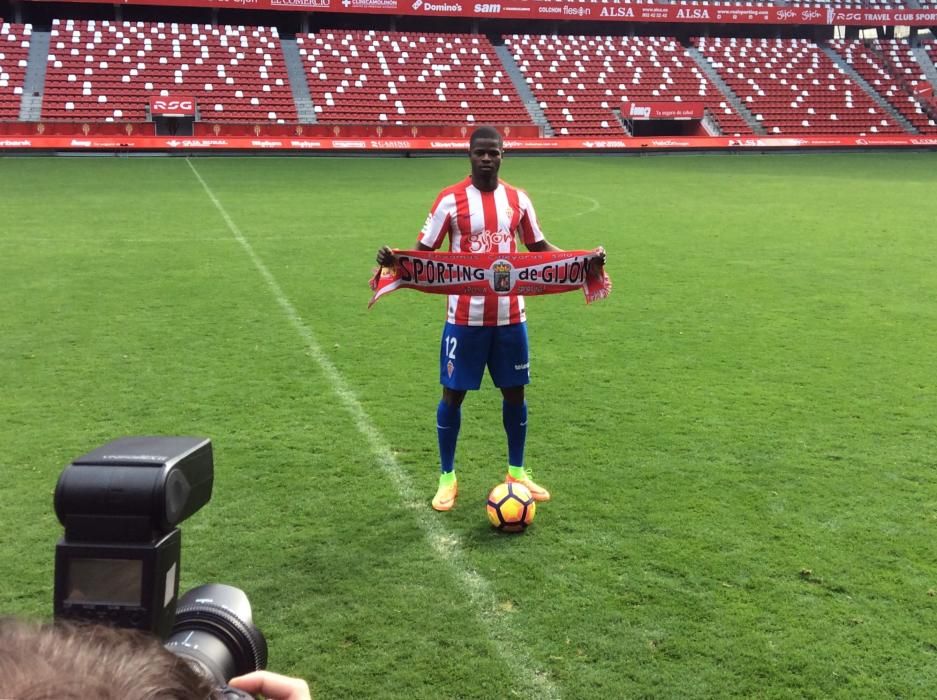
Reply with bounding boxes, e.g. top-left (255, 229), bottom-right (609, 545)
top-left (1, 152), bottom-right (936, 699)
